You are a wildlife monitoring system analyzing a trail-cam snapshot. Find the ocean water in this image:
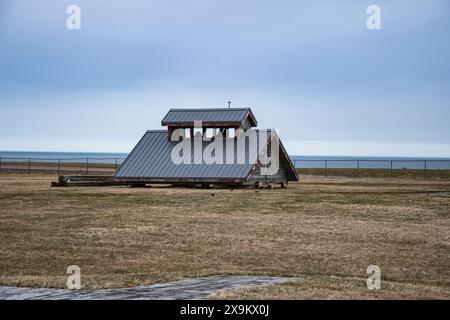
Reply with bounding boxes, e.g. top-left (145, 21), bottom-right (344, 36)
top-left (0, 151), bottom-right (449, 169)
top-left (0, 151), bottom-right (128, 164)
top-left (291, 156), bottom-right (450, 170)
